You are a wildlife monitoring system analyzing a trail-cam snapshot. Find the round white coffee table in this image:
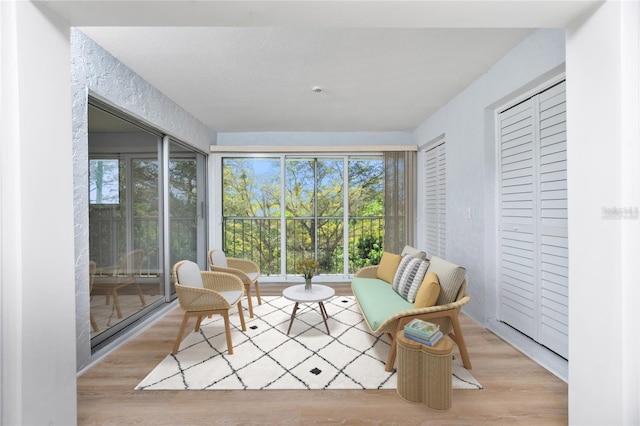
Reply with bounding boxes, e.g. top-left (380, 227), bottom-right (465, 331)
top-left (282, 284), bottom-right (335, 334)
